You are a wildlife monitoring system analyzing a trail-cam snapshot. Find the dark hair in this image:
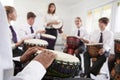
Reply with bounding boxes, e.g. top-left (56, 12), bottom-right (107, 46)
top-left (47, 3), bottom-right (56, 14)
top-left (75, 17), bottom-right (82, 22)
top-left (4, 6), bottom-right (15, 17)
top-left (99, 17), bottom-right (109, 25)
top-left (27, 12), bottom-right (36, 19)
